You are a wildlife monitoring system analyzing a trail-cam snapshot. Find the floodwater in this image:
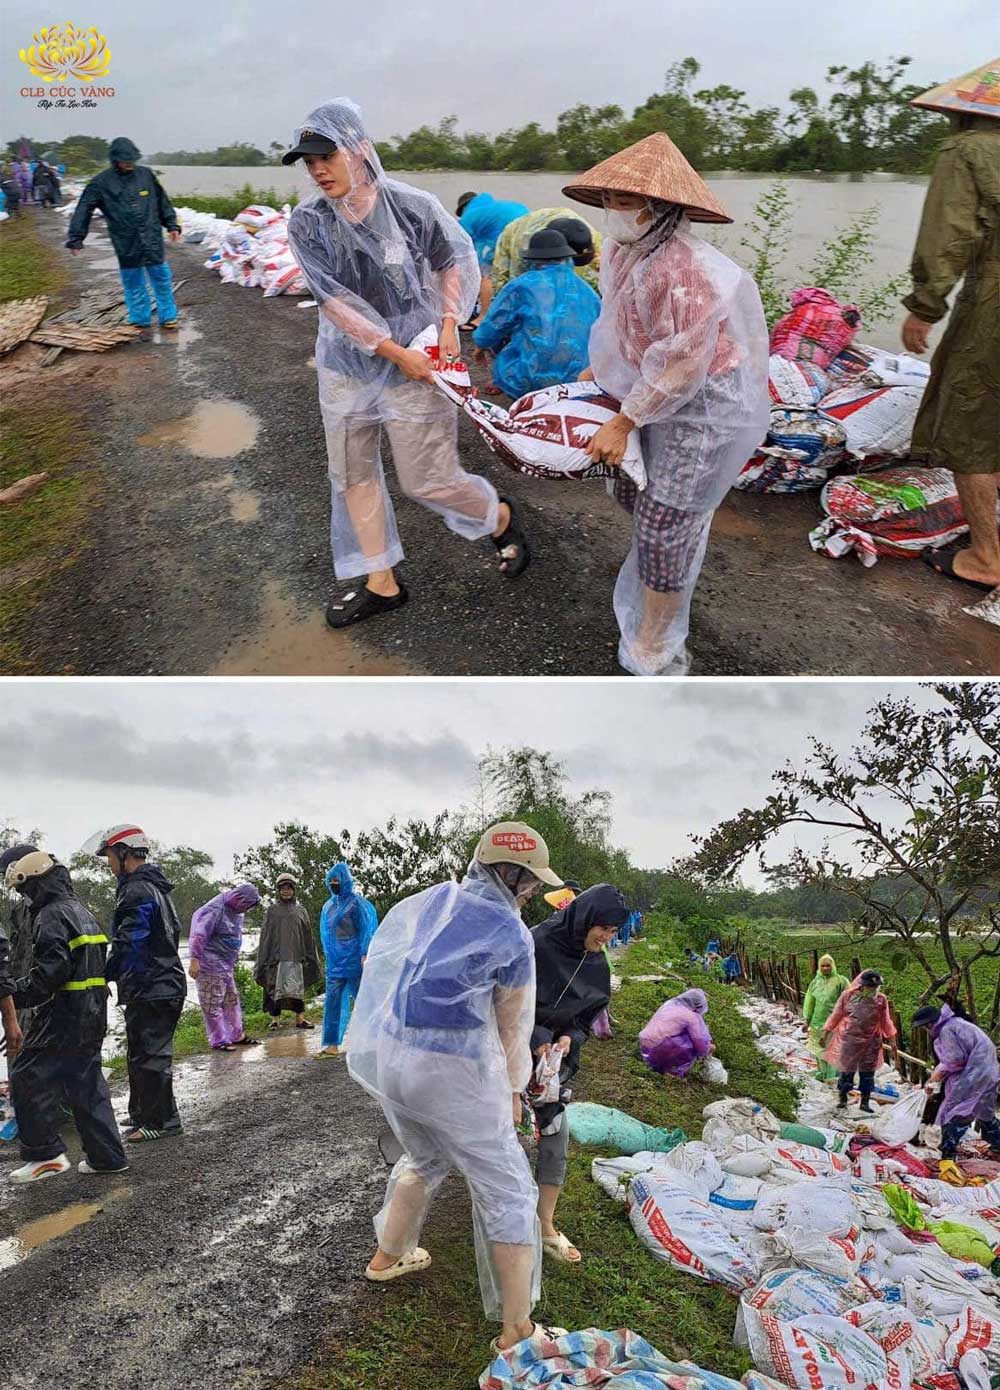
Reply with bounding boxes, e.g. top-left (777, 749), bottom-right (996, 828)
top-left (137, 399), bottom-right (261, 459)
top-left (0, 1189), bottom-right (131, 1271)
